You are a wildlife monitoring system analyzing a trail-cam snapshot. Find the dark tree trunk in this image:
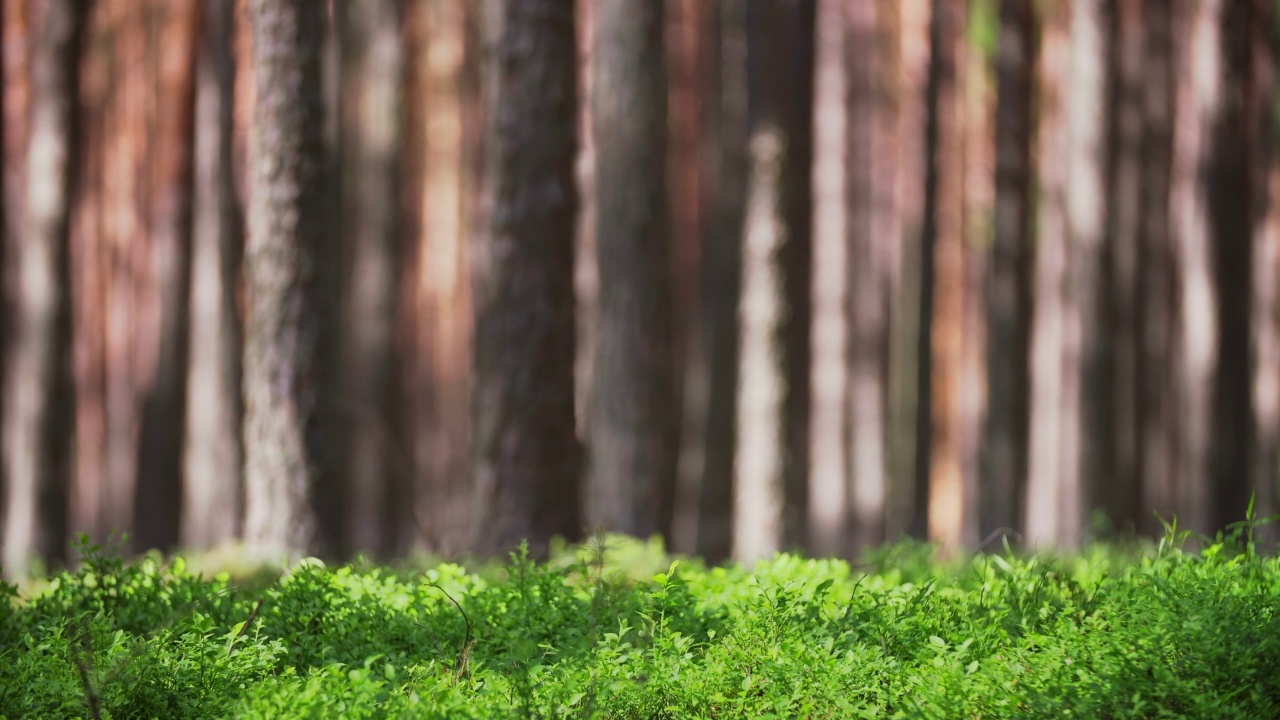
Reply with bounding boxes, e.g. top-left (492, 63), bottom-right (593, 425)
top-left (472, 0), bottom-right (581, 556)
top-left (697, 0), bottom-right (745, 564)
top-left (1208, 0), bottom-right (1259, 531)
top-left (2, 0), bottom-right (82, 579)
top-left (133, 0), bottom-right (200, 555)
top-left (1136, 0), bottom-right (1176, 537)
top-left (1102, 0), bottom-right (1144, 534)
top-left (242, 0), bottom-right (332, 562)
top-left (588, 0), bottom-right (677, 538)
top-left (182, 0), bottom-right (244, 550)
top-left (983, 0), bottom-right (1032, 540)
top-left (341, 0), bottom-right (405, 558)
